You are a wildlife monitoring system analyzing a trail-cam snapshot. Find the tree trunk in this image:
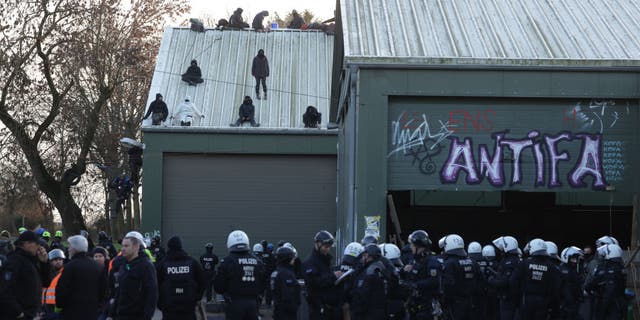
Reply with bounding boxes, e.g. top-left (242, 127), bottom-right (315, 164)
top-left (133, 187), bottom-right (141, 230)
top-left (51, 185), bottom-right (88, 236)
top-left (125, 196), bottom-right (133, 231)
